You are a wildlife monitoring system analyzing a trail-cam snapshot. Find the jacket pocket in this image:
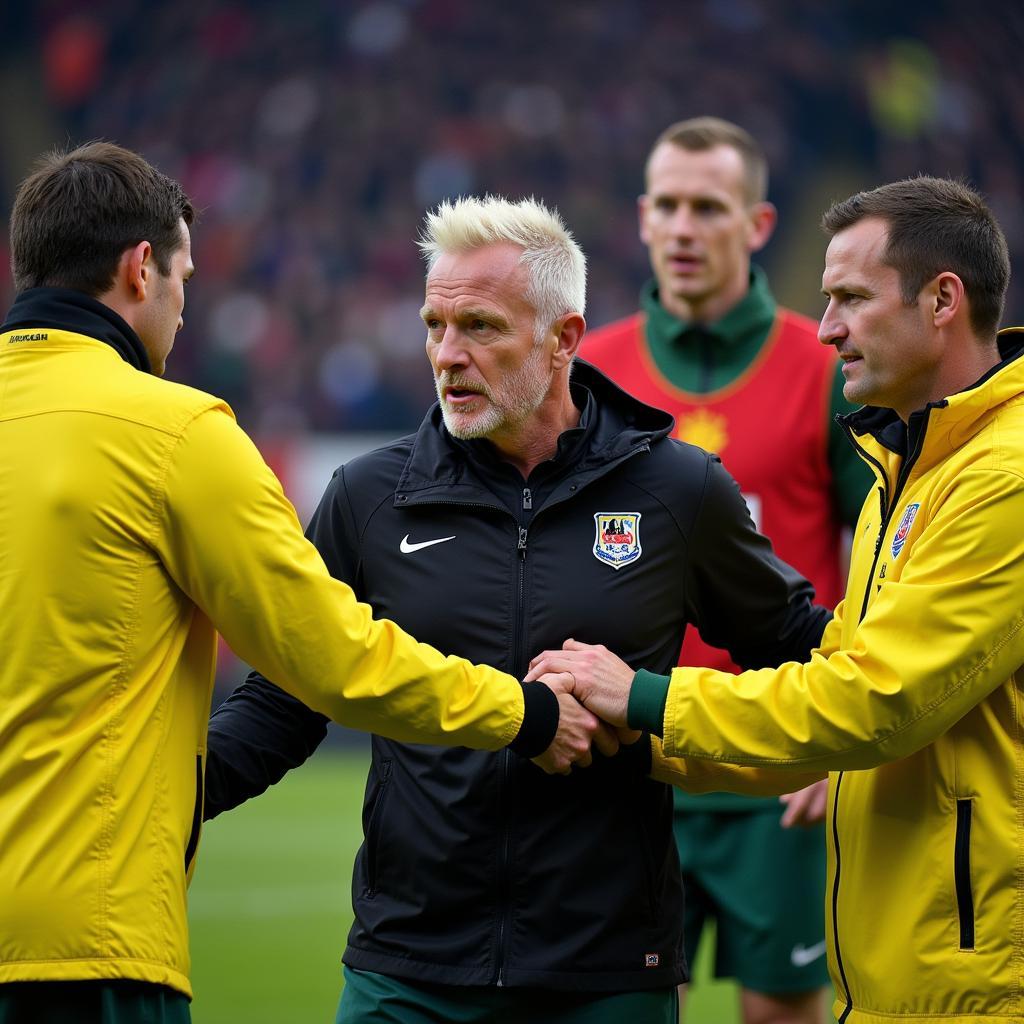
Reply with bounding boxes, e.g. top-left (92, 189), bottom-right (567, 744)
top-left (185, 754), bottom-right (203, 874)
top-left (363, 759), bottom-right (393, 899)
top-left (954, 798), bottom-right (975, 950)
